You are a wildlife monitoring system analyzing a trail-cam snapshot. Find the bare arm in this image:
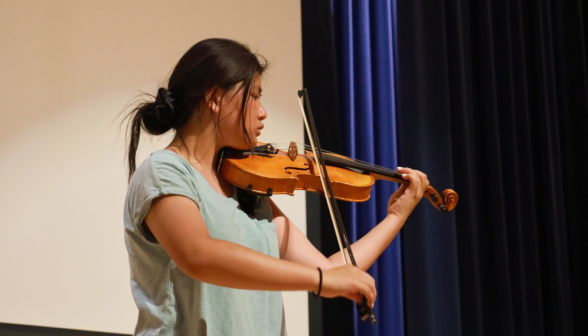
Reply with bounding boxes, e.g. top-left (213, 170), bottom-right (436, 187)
top-left (146, 195), bottom-right (318, 291)
top-left (327, 213), bottom-right (404, 270)
top-left (272, 198), bottom-right (404, 272)
top-left (144, 194), bottom-right (376, 304)
top-left (274, 167), bottom-right (429, 272)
